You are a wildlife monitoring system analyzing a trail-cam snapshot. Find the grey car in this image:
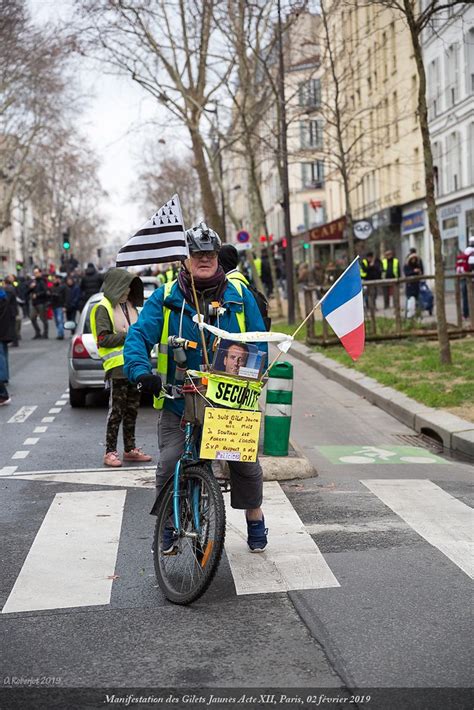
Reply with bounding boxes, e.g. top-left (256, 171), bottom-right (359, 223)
top-left (67, 290), bottom-right (158, 407)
